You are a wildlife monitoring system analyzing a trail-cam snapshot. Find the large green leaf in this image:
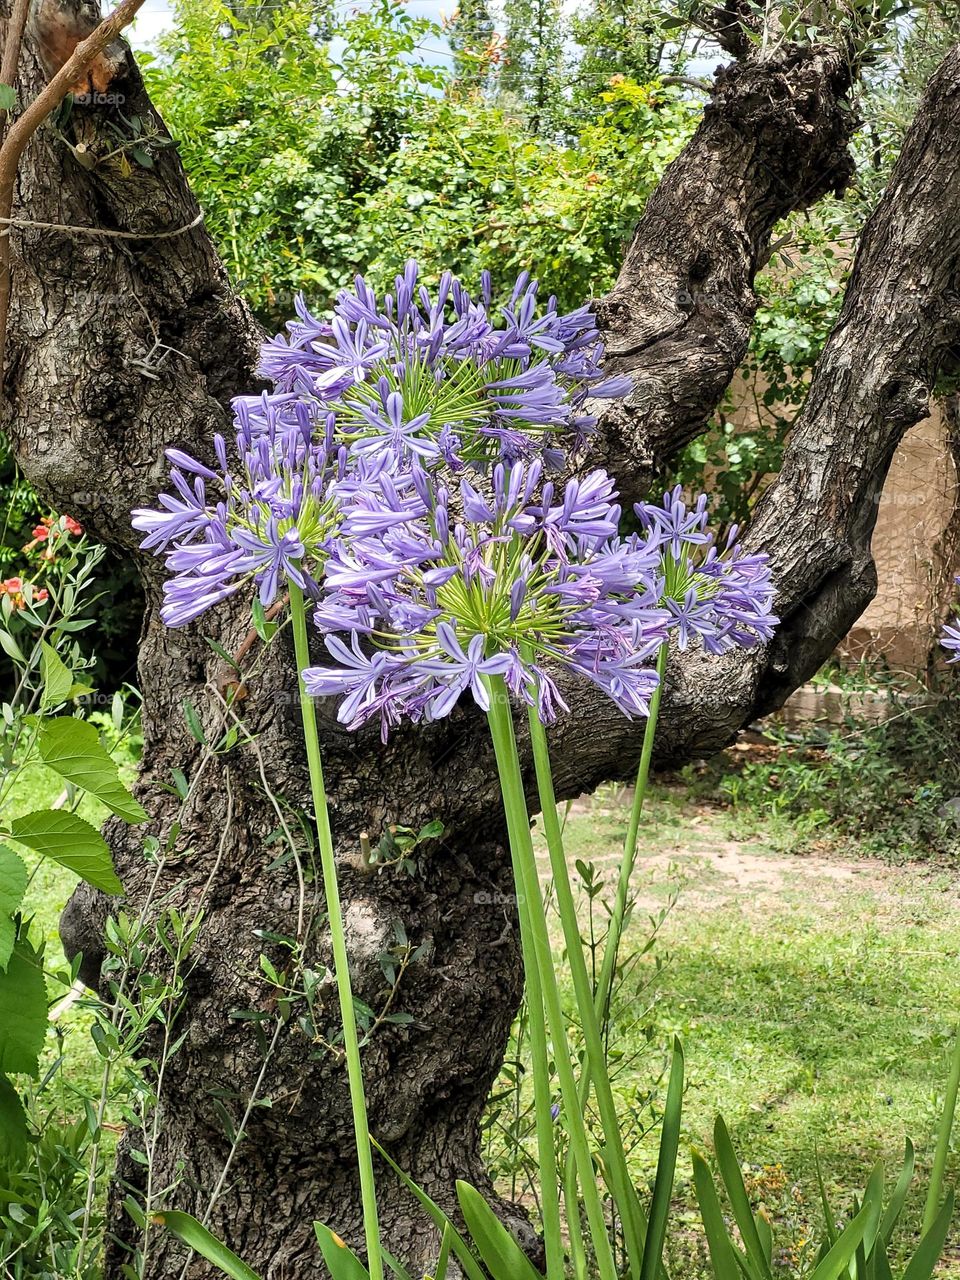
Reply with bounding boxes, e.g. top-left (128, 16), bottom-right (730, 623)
top-left (38, 717), bottom-right (147, 823)
top-left (691, 1148), bottom-right (742, 1280)
top-left (39, 642), bottom-right (91, 708)
top-left (879, 1139), bottom-right (915, 1246)
top-left (153, 1211), bottom-right (262, 1280)
top-left (0, 844), bottom-right (28, 971)
top-left (639, 1039), bottom-right (684, 1280)
top-left (9, 809), bottom-right (123, 894)
top-left (807, 1194), bottom-right (877, 1280)
top-left (0, 1072), bottom-right (28, 1162)
top-left (314, 1223), bottom-right (370, 1280)
top-left (456, 1181), bottom-right (543, 1280)
top-left (713, 1117), bottom-right (773, 1280)
top-left (902, 1190), bottom-right (954, 1280)
top-left (0, 937), bottom-right (47, 1077)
